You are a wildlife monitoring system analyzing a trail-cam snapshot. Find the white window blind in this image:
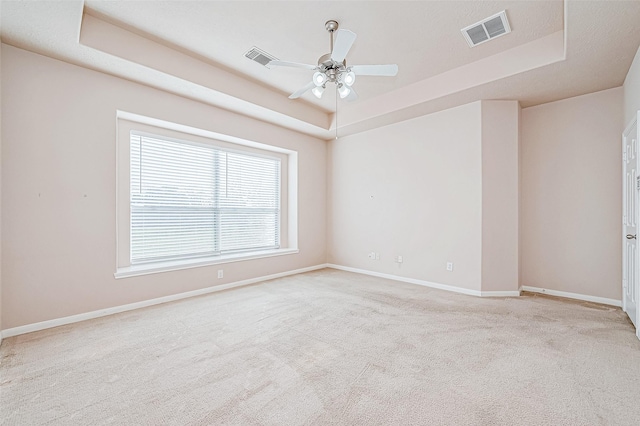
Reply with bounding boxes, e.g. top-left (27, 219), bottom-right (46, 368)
top-left (130, 133), bottom-right (280, 264)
